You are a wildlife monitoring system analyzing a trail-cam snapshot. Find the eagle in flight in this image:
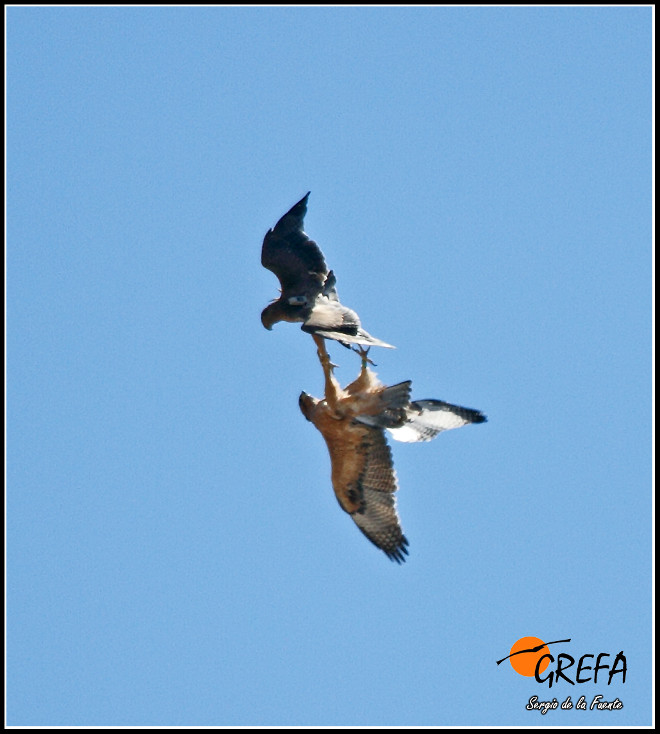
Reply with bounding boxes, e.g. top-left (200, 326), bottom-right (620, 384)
top-left (261, 193), bottom-right (395, 349)
top-left (299, 336), bottom-right (486, 563)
